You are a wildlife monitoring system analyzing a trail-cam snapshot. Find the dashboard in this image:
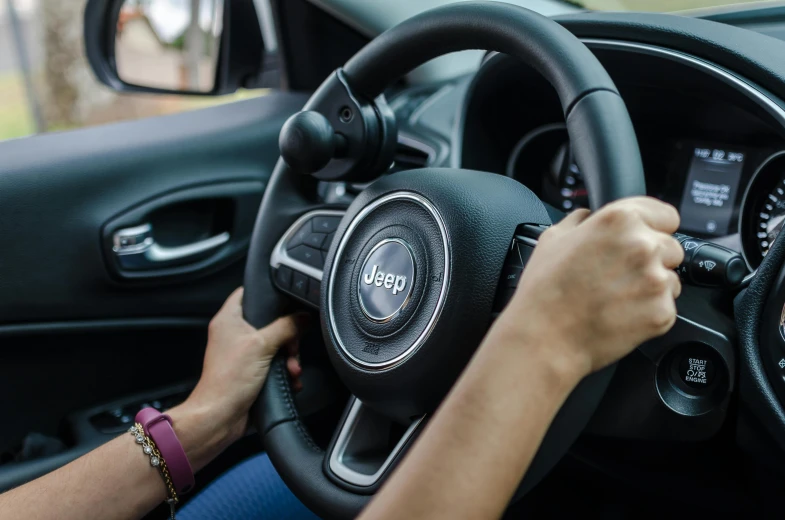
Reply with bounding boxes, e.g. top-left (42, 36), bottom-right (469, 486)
top-left (458, 42), bottom-right (785, 272)
top-left (302, 8), bottom-right (785, 511)
top-left (505, 125), bottom-right (782, 271)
